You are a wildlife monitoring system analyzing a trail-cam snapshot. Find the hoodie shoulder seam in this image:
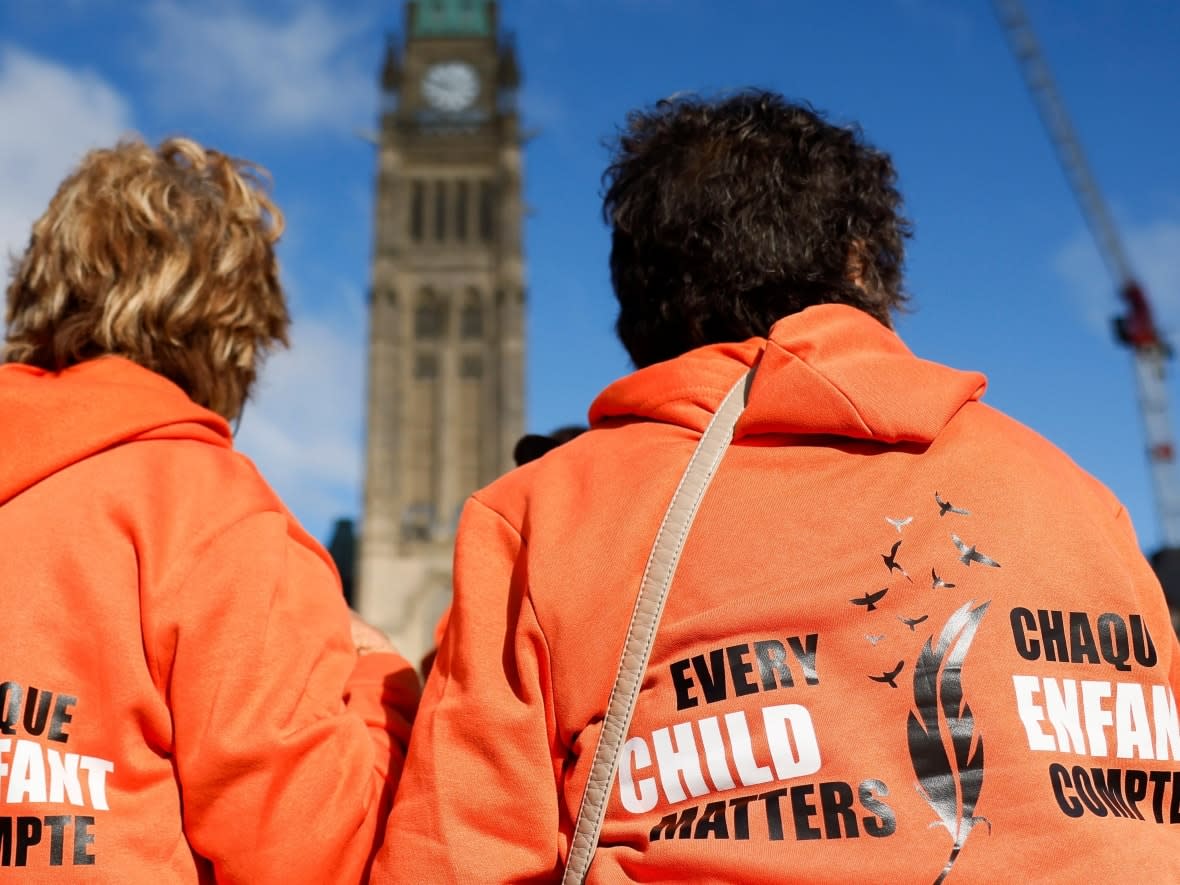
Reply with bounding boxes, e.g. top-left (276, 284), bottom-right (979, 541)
top-left (463, 495), bottom-right (564, 749)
